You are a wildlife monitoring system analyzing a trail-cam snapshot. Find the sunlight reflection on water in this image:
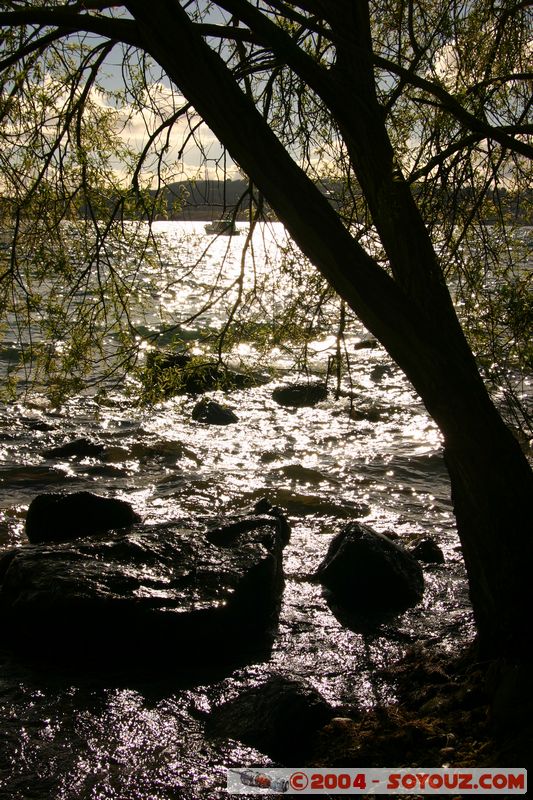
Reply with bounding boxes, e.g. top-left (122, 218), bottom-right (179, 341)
top-left (0, 222), bottom-right (474, 799)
